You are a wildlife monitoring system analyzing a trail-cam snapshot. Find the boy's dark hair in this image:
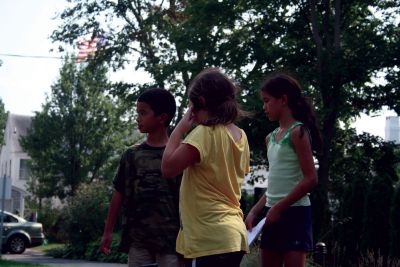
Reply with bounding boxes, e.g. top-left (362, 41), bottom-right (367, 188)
top-left (189, 68), bottom-right (248, 126)
top-left (261, 72), bottom-right (322, 154)
top-left (137, 88), bottom-right (176, 126)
